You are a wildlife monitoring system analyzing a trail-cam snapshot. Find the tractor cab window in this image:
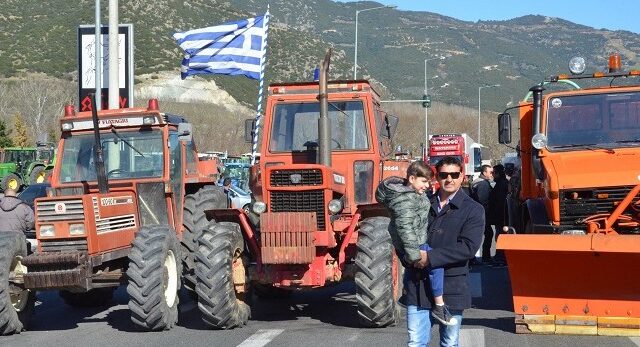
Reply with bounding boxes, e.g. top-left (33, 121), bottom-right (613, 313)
top-left (58, 129), bottom-right (164, 183)
top-left (546, 91), bottom-right (640, 149)
top-left (269, 101), bottom-right (369, 152)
